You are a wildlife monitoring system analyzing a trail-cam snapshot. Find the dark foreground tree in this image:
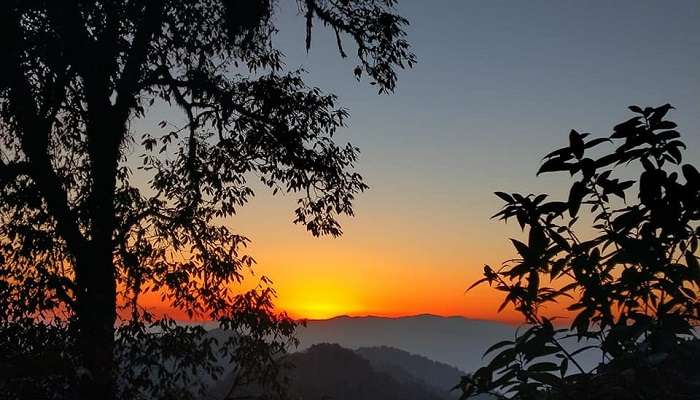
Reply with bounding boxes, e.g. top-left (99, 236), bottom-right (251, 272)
top-left (0, 1), bottom-right (414, 399)
top-left (461, 105), bottom-right (700, 399)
